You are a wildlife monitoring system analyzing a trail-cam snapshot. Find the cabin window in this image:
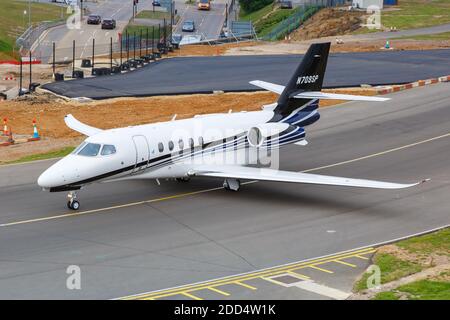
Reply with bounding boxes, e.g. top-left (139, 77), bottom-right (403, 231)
top-left (198, 136), bottom-right (204, 147)
top-left (78, 143), bottom-right (101, 157)
top-left (168, 141), bottom-right (174, 151)
top-left (101, 145), bottom-right (116, 156)
top-left (178, 139), bottom-right (184, 150)
top-left (189, 138), bottom-right (194, 149)
top-left (158, 142), bottom-right (164, 153)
